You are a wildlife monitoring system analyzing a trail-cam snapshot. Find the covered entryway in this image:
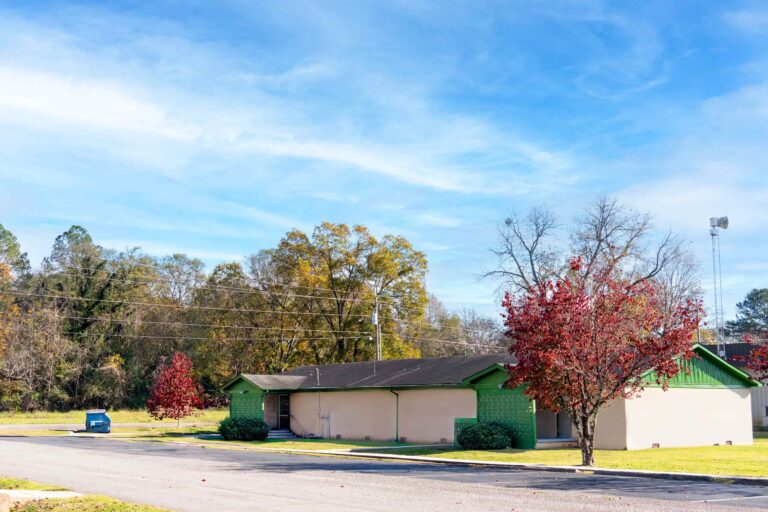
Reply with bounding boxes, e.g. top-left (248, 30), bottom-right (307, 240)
top-left (536, 409), bottom-right (576, 448)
